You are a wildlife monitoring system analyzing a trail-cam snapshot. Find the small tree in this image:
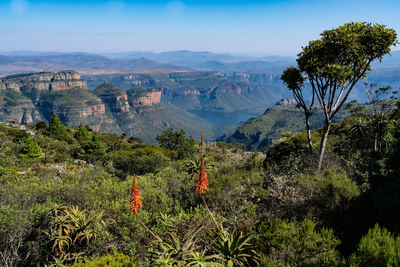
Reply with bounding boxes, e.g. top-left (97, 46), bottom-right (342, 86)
top-left (283, 22), bottom-right (398, 170)
top-left (74, 123), bottom-right (91, 141)
top-left (349, 224), bottom-right (400, 267)
top-left (281, 66), bottom-right (318, 155)
top-left (45, 112), bottom-right (67, 139)
top-left (156, 128), bottom-right (197, 159)
top-left (19, 138), bottom-right (43, 159)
